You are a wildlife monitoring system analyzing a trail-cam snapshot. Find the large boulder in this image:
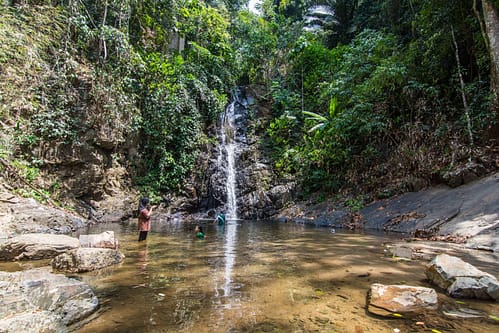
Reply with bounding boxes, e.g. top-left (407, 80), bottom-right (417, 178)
top-left (79, 230), bottom-right (119, 249)
top-left (367, 283), bottom-right (438, 316)
top-left (0, 192), bottom-right (86, 236)
top-left (0, 268), bottom-right (98, 332)
top-left (425, 254), bottom-right (499, 300)
top-left (0, 233), bottom-right (80, 260)
top-left (52, 247), bottom-right (125, 273)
